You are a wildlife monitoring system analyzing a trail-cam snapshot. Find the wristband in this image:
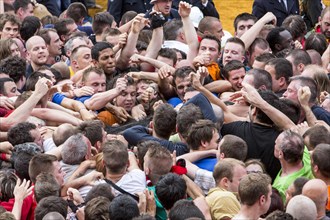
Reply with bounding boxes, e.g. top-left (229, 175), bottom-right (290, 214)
top-left (1, 153), bottom-right (7, 161)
